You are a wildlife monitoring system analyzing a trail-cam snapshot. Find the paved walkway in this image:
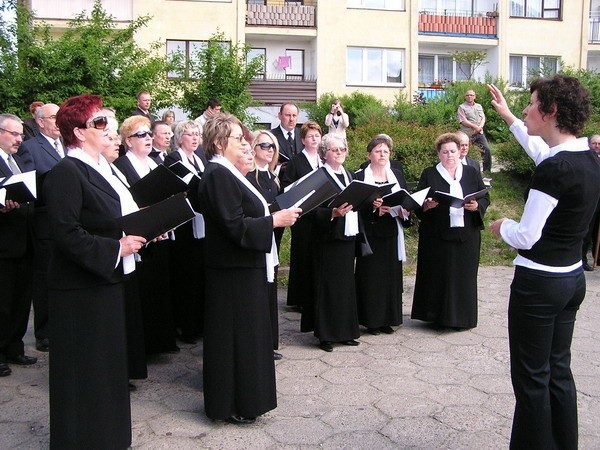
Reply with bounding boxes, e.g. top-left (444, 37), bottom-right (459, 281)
top-left (2, 266), bottom-right (600, 449)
